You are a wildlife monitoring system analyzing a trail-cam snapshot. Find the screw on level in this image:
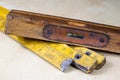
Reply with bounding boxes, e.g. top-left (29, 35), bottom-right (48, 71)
top-left (47, 30), bottom-right (53, 35)
top-left (99, 38), bottom-right (104, 43)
